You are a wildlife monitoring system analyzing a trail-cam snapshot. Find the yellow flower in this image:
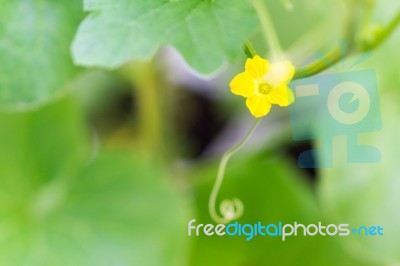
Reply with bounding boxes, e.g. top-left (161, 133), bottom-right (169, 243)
top-left (230, 55), bottom-right (295, 118)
